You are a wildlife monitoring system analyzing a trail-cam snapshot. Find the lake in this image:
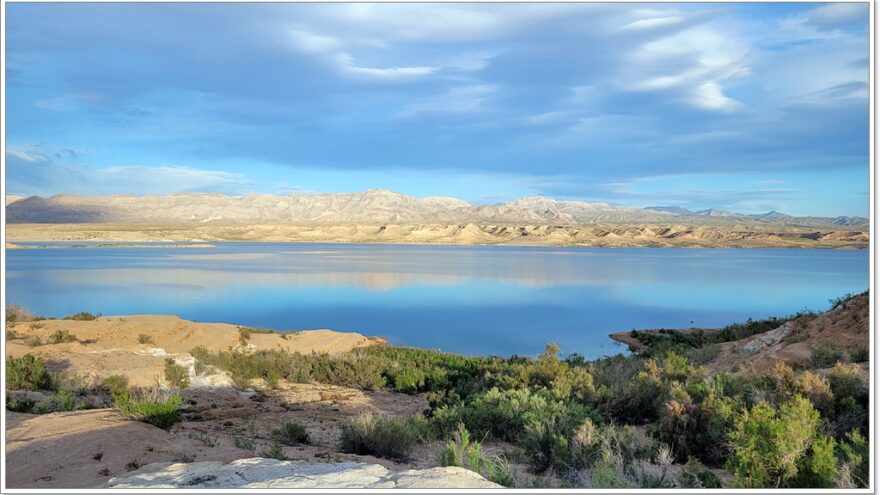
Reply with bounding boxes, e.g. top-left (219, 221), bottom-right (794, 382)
top-left (5, 243), bottom-right (869, 358)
